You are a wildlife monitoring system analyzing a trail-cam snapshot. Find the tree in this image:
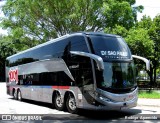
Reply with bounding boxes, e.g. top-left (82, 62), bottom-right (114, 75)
top-left (0, 0), bottom-right (143, 81)
top-left (0, 36), bottom-right (17, 81)
top-left (104, 25), bottom-right (128, 37)
top-left (129, 15), bottom-right (160, 86)
top-left (125, 28), bottom-right (154, 57)
top-left (125, 28), bottom-right (154, 82)
top-left (102, 0), bottom-right (143, 31)
top-left (1, 0), bottom-right (103, 43)
top-left (1, 0), bottom-right (143, 47)
top-left (148, 15), bottom-right (160, 85)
